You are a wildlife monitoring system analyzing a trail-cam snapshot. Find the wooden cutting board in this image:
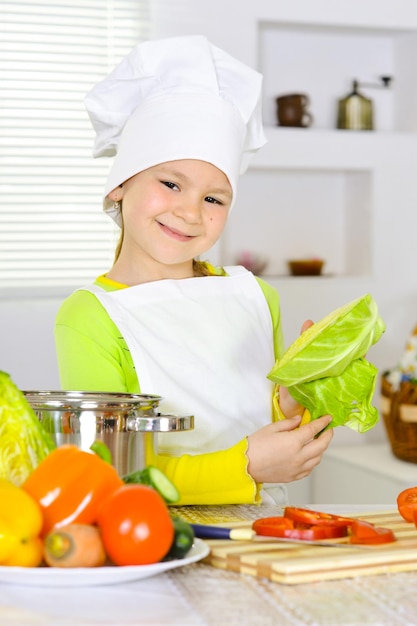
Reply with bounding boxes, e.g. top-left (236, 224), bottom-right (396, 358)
top-left (193, 510), bottom-right (417, 585)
